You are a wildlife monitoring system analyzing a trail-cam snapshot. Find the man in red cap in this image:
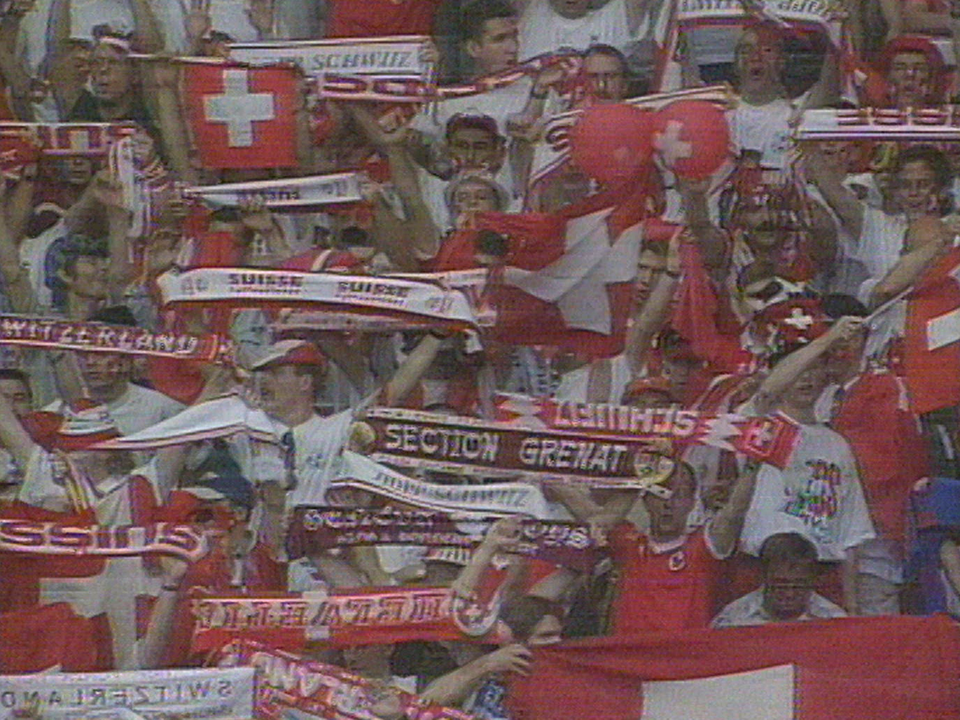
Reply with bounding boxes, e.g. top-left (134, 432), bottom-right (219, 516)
top-left (245, 336), bottom-right (446, 510)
